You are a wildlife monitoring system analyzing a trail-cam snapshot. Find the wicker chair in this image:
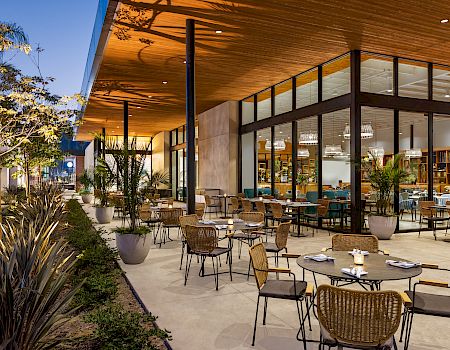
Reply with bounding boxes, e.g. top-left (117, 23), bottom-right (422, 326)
top-left (184, 225), bottom-right (232, 290)
top-left (241, 199), bottom-right (253, 212)
top-left (229, 197), bottom-right (241, 217)
top-left (139, 203), bottom-right (161, 242)
top-left (249, 243), bottom-right (313, 348)
top-left (179, 215), bottom-right (199, 270)
top-left (269, 202), bottom-right (293, 225)
top-left (328, 234), bottom-right (385, 254)
top-left (317, 284), bottom-right (403, 350)
top-left (418, 200), bottom-right (448, 239)
top-left (400, 263), bottom-right (450, 350)
top-left (195, 202), bottom-right (205, 220)
top-left (263, 221), bottom-right (291, 268)
top-left (157, 207), bottom-right (183, 247)
top-left (205, 194), bottom-right (221, 218)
